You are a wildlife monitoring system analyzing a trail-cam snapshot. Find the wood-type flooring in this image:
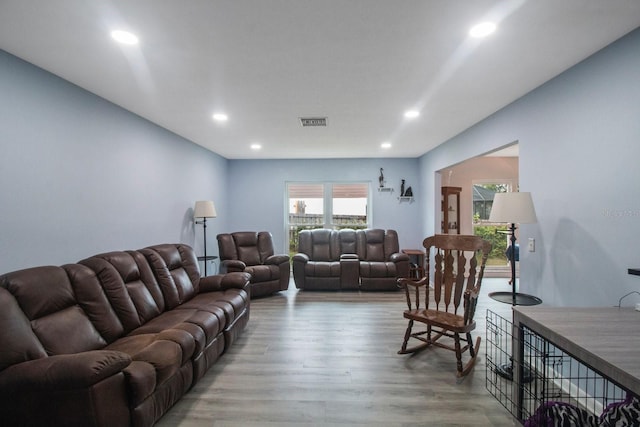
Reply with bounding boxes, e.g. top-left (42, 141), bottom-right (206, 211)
top-left (156, 278), bottom-right (518, 426)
